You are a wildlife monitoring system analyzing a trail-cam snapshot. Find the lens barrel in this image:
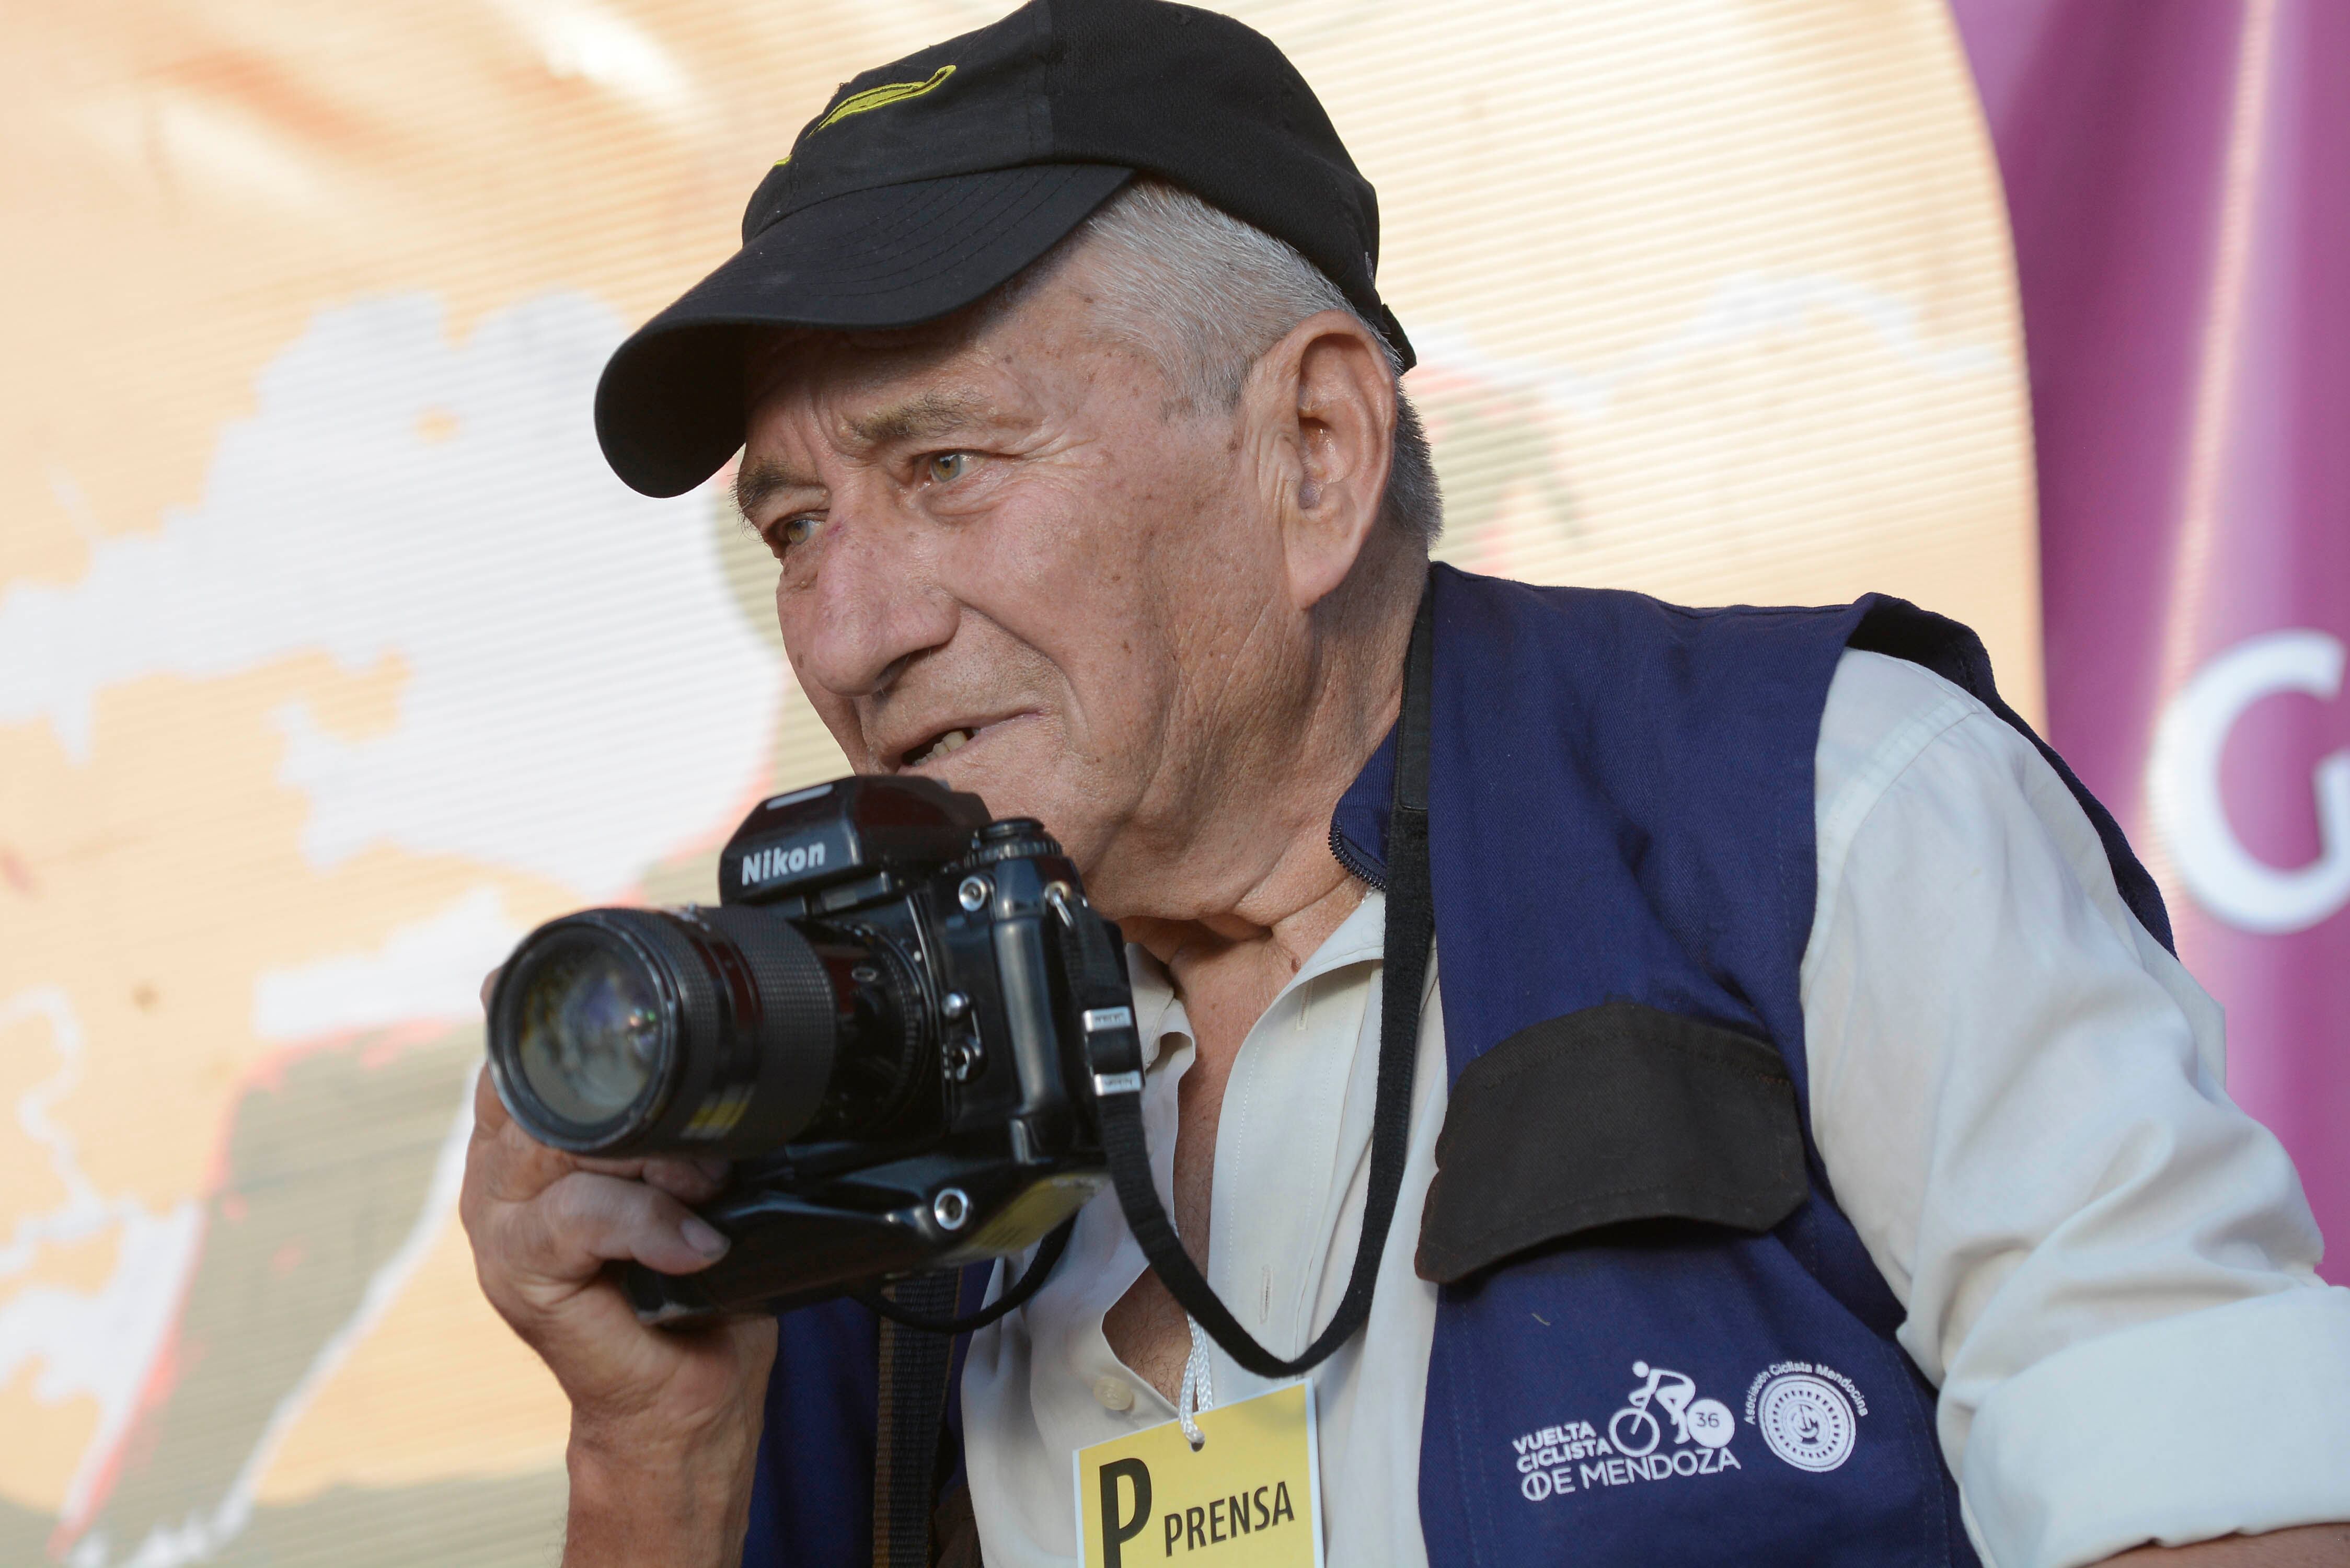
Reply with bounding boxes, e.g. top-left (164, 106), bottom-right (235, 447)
top-left (486, 905), bottom-right (921, 1158)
